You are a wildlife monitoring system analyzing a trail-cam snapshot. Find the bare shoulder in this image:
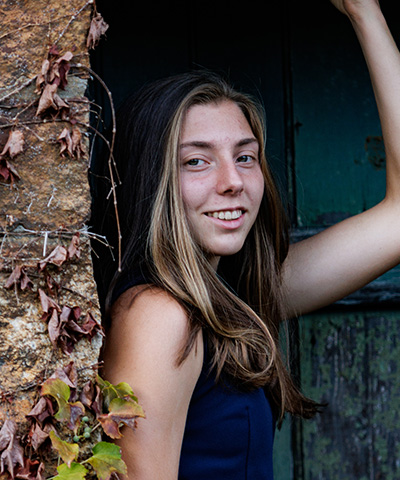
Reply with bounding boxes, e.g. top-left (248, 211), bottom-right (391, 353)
top-left (103, 285), bottom-right (202, 381)
top-left (111, 285), bottom-right (192, 344)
